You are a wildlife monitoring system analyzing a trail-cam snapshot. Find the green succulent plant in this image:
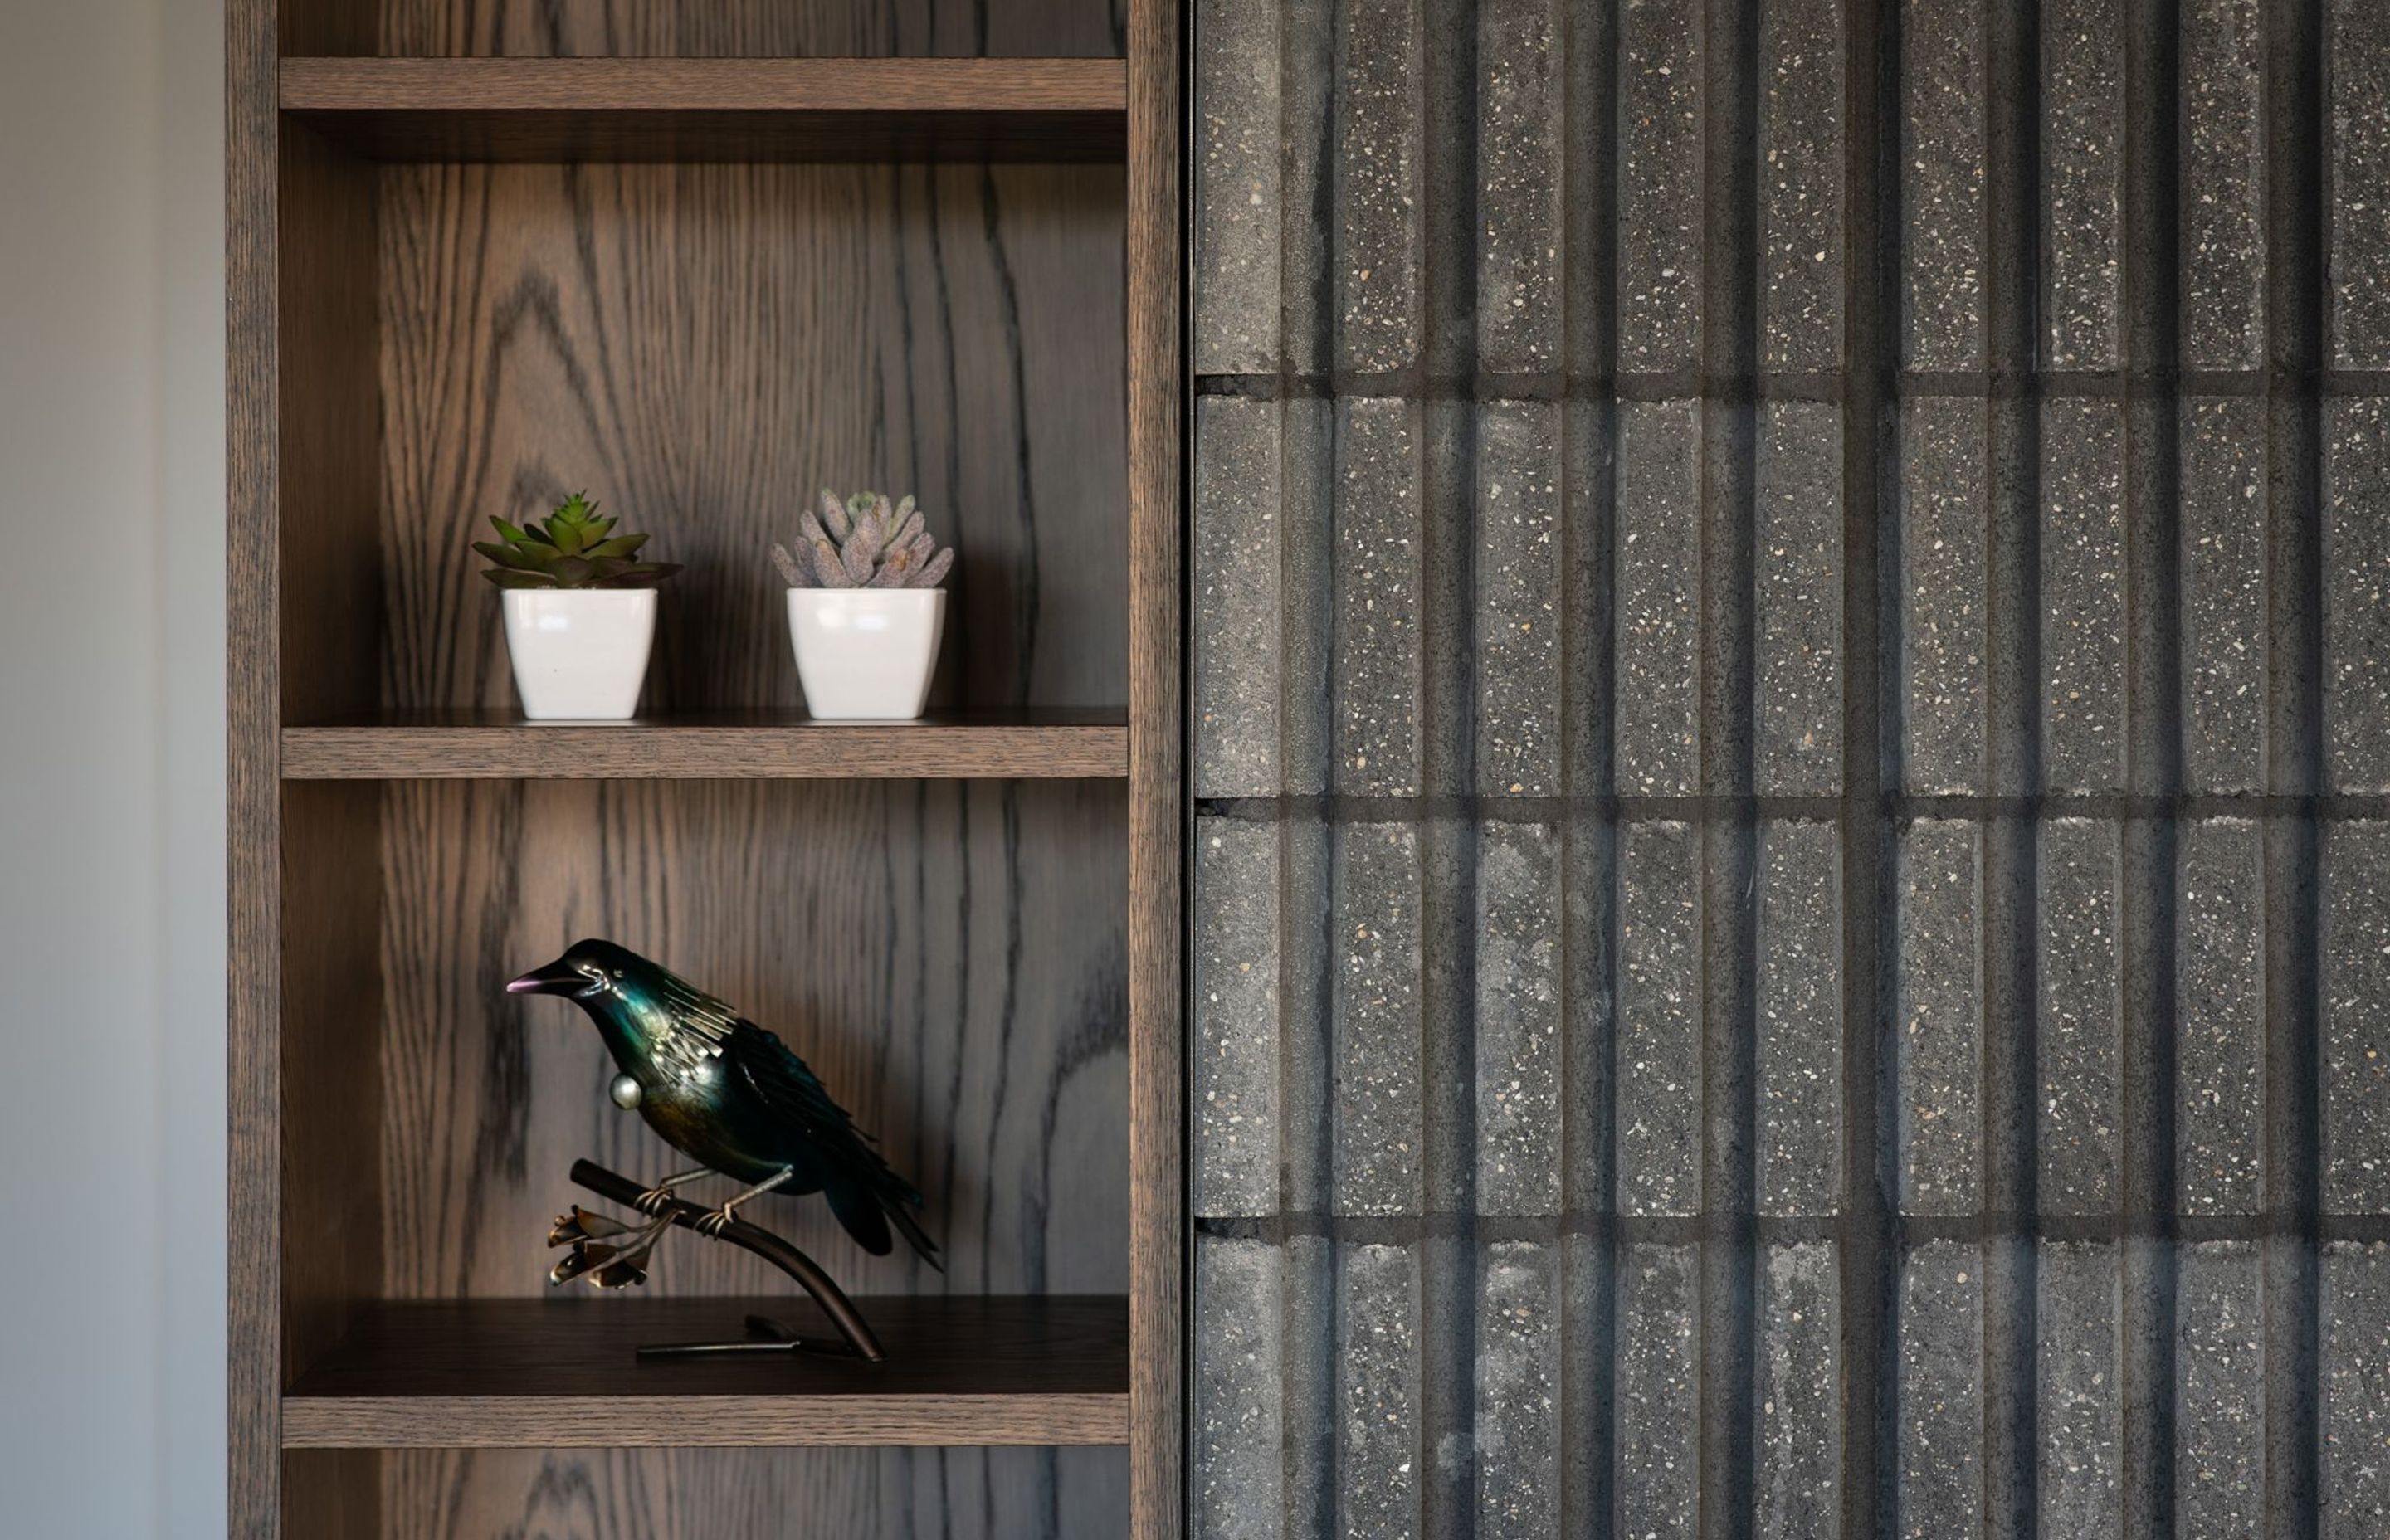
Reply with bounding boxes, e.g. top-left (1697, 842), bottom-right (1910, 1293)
top-left (773, 490), bottom-right (955, 590)
top-left (476, 493), bottom-right (682, 589)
